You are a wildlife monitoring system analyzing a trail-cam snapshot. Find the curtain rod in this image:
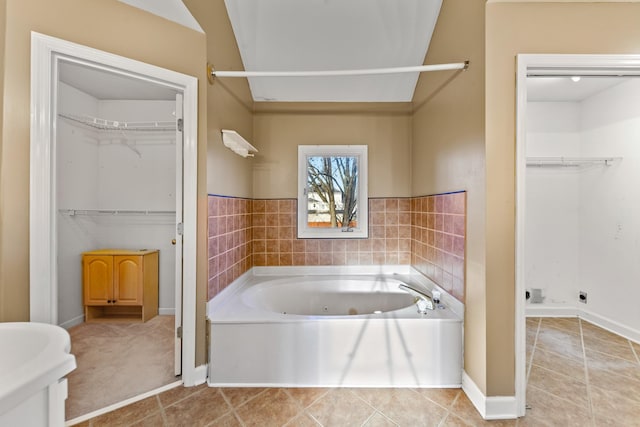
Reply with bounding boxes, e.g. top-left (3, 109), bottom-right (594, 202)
top-left (207, 61), bottom-right (469, 81)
